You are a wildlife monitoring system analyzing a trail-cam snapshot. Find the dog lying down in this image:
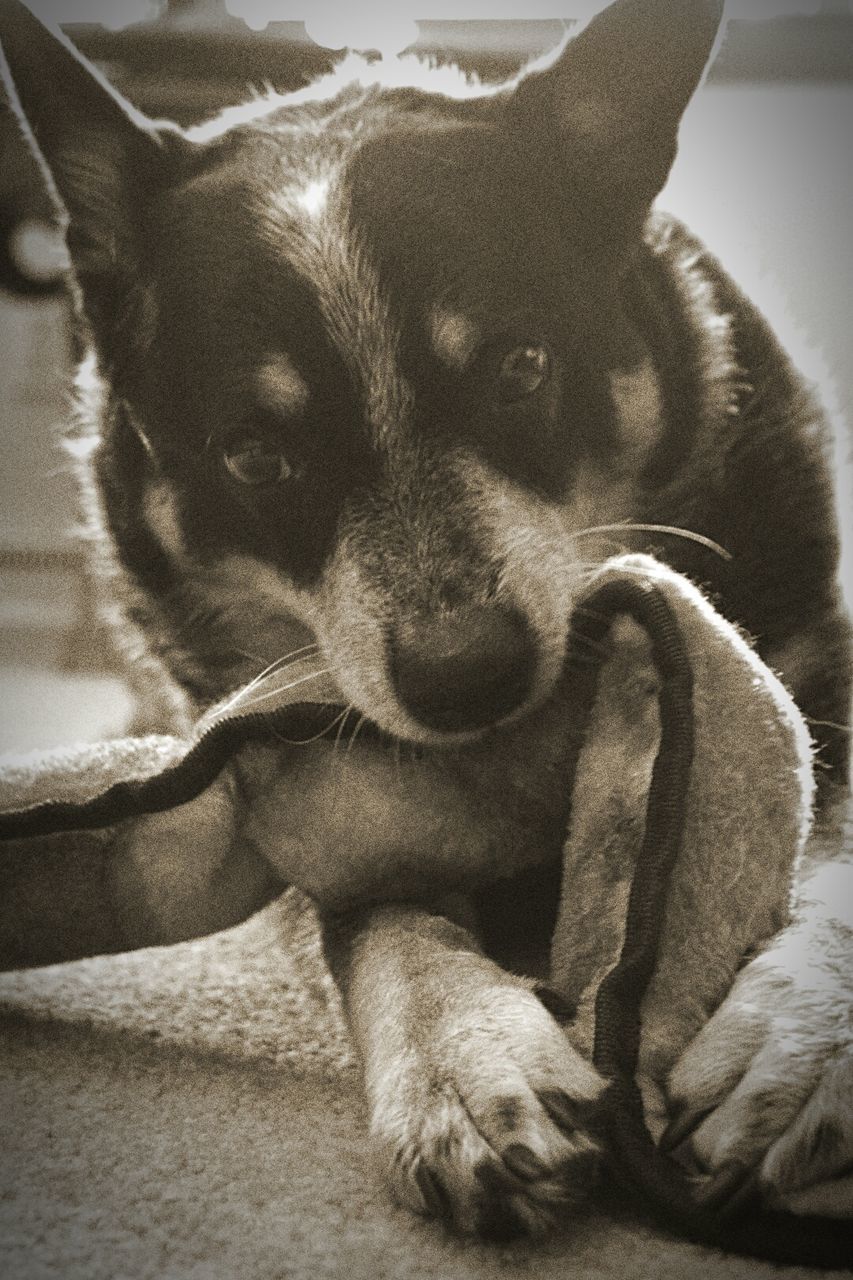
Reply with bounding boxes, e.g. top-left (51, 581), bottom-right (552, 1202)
top-left (0, 0), bottom-right (851, 1246)
top-left (2, 555), bottom-right (851, 1254)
